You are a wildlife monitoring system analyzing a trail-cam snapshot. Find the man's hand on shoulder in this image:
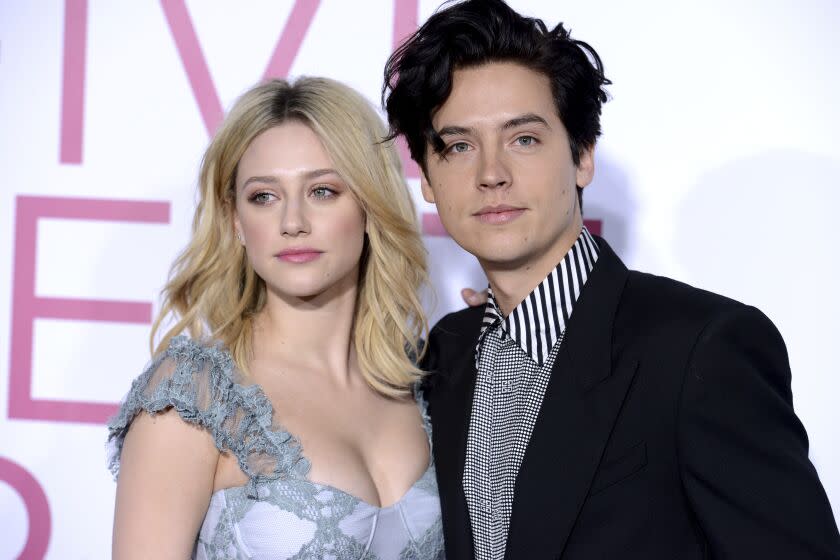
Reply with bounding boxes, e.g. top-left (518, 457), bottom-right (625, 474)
top-left (461, 287), bottom-right (488, 307)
